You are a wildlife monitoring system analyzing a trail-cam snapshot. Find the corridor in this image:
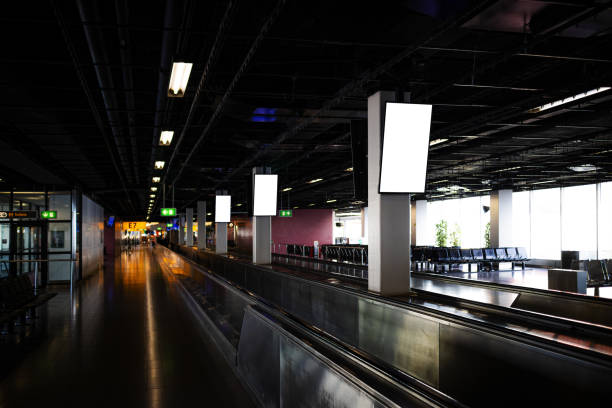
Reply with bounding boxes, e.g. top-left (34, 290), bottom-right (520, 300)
top-left (0, 247), bottom-right (254, 407)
